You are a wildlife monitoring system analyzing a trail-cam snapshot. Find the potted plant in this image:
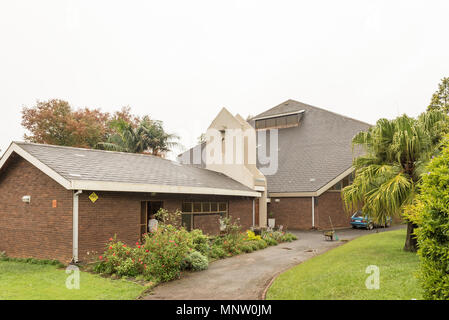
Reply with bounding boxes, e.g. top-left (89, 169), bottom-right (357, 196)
top-left (268, 212), bottom-right (275, 229)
